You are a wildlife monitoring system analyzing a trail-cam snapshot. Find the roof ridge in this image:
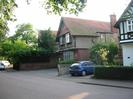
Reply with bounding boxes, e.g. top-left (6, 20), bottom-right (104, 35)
top-left (62, 17), bottom-right (110, 24)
